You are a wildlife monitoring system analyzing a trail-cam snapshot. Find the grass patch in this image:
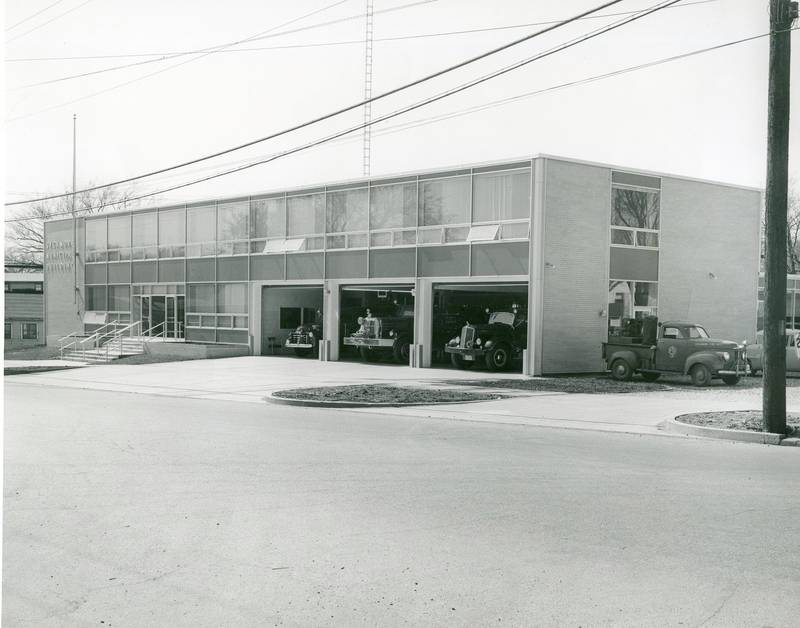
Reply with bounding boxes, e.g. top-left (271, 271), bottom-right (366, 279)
top-left (446, 376), bottom-right (671, 394)
top-left (676, 410), bottom-right (800, 434)
top-left (273, 384), bottom-right (504, 405)
top-left (4, 345), bottom-right (62, 361)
